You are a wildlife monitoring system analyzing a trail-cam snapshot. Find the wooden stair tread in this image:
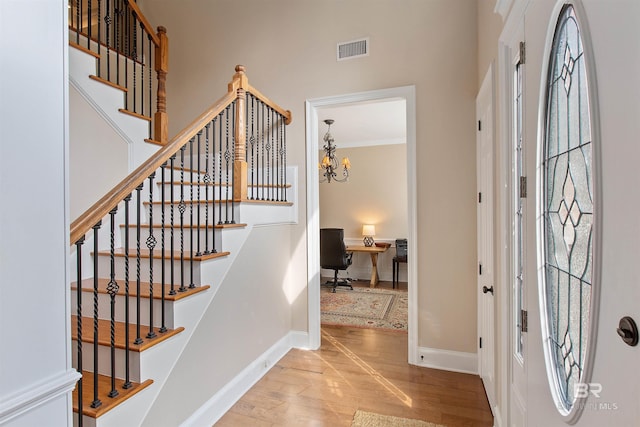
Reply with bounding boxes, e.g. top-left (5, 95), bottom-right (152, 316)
top-left (71, 315), bottom-right (184, 352)
top-left (144, 199), bottom-right (293, 206)
top-left (89, 75), bottom-right (127, 92)
top-left (69, 41), bottom-right (100, 58)
top-left (119, 223), bottom-right (247, 230)
top-left (119, 108), bottom-right (151, 121)
top-left (71, 278), bottom-right (210, 301)
top-left (94, 248), bottom-right (230, 261)
top-left (73, 371), bottom-right (153, 418)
